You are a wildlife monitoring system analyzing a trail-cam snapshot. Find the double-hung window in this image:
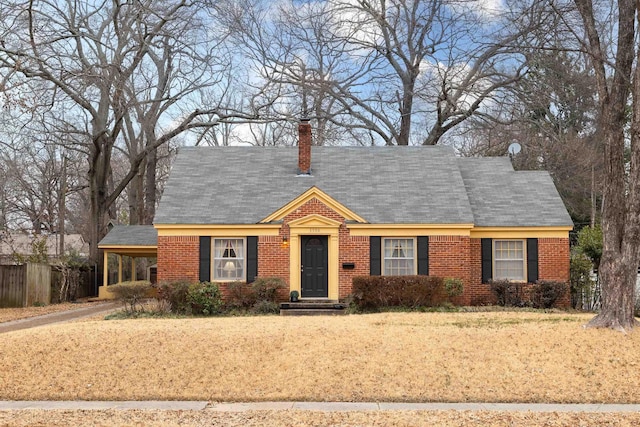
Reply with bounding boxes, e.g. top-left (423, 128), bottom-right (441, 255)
top-left (493, 240), bottom-right (526, 281)
top-left (383, 238), bottom-right (415, 275)
top-left (213, 238), bottom-right (245, 281)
